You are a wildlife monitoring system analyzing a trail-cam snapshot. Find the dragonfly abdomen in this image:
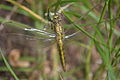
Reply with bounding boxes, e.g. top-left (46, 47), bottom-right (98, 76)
top-left (56, 34), bottom-right (66, 72)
